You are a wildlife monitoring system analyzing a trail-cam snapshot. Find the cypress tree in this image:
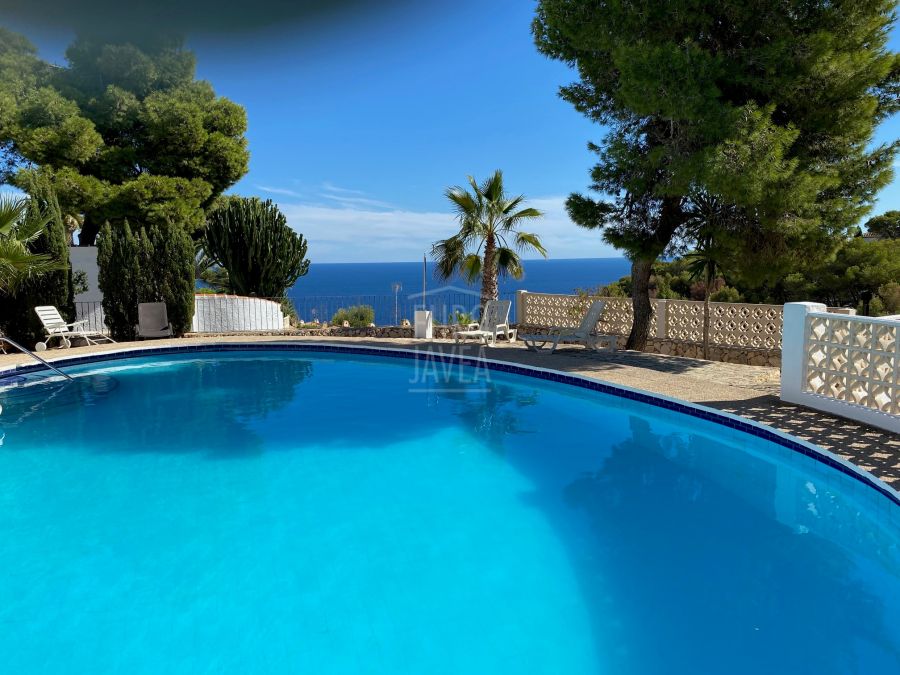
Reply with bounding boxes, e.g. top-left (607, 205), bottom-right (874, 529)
top-left (97, 219), bottom-right (195, 340)
top-left (145, 221), bottom-right (195, 336)
top-left (98, 220), bottom-right (142, 340)
top-left (0, 171), bottom-right (74, 345)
